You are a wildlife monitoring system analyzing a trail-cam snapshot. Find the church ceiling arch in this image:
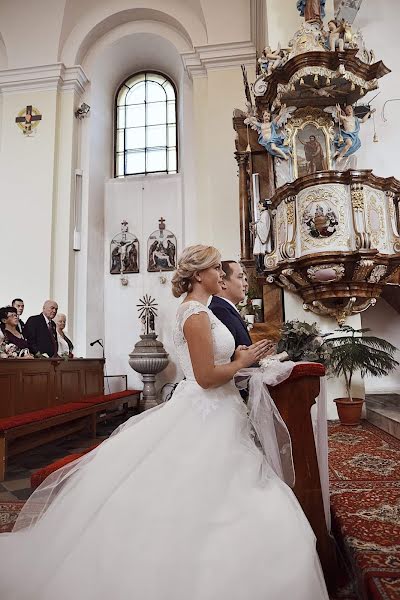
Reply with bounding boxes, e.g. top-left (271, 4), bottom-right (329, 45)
top-left (60, 4), bottom-right (208, 66)
top-left (80, 23), bottom-right (191, 82)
